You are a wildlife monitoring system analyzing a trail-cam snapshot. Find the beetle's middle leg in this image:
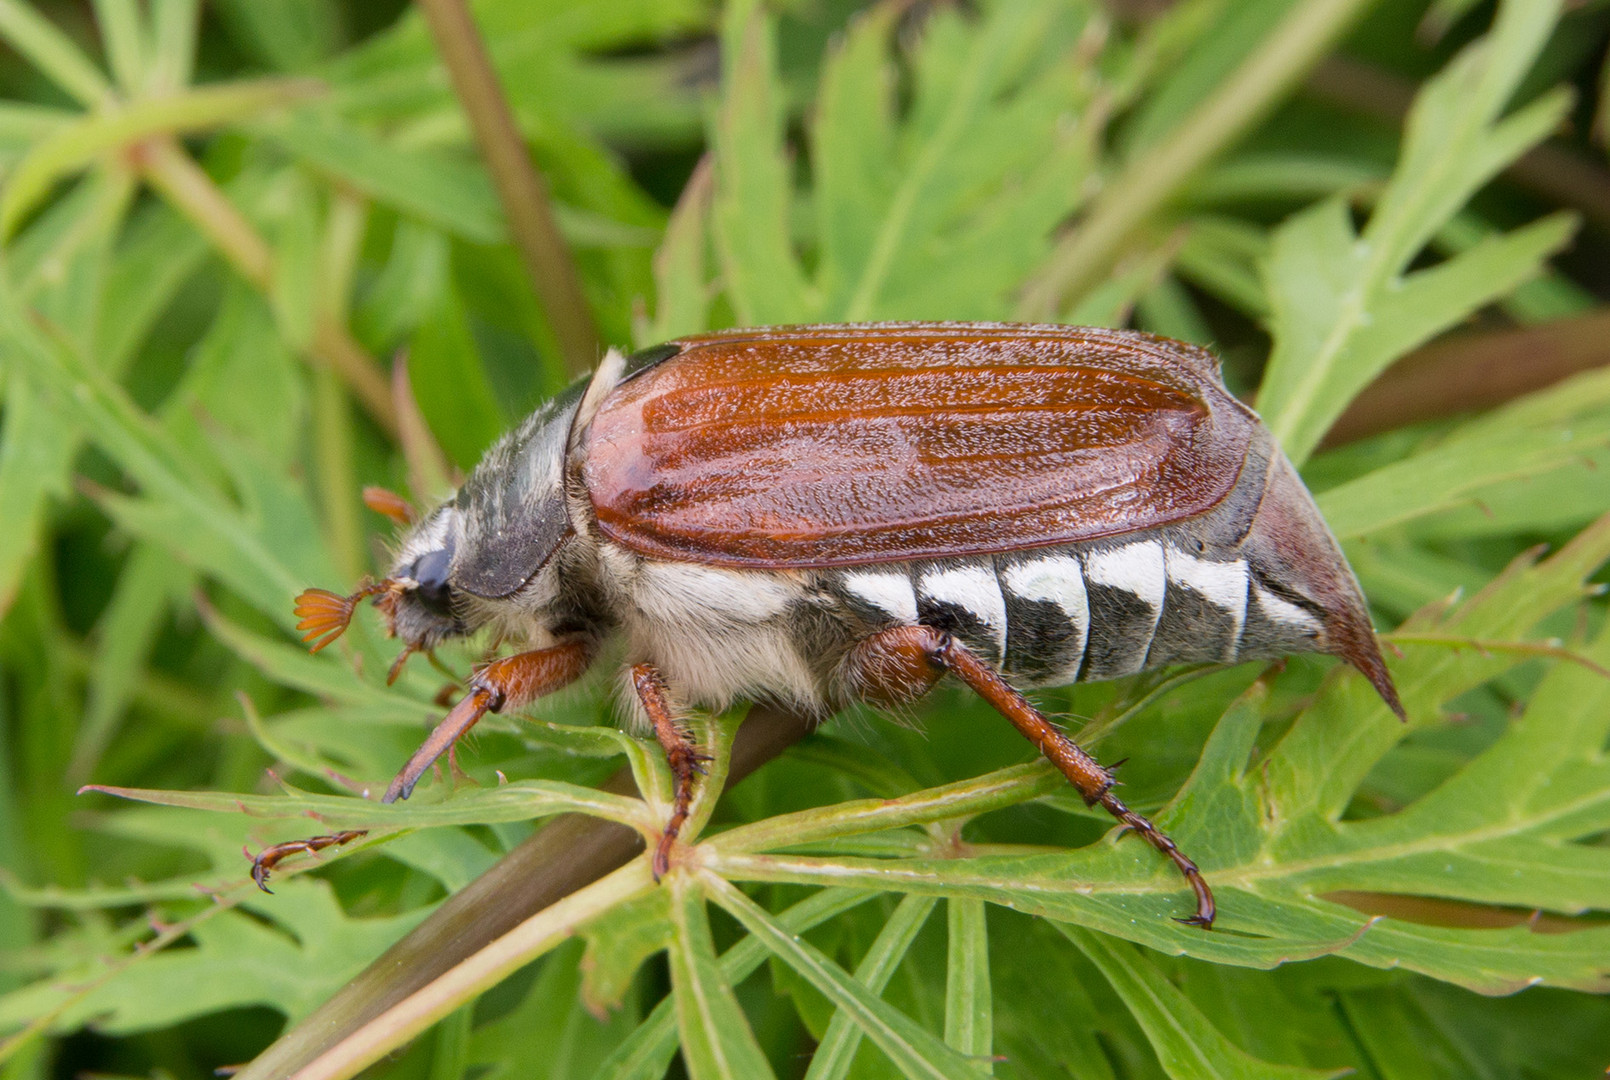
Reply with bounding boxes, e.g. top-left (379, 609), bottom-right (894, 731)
top-left (250, 640), bottom-right (593, 890)
top-left (630, 663), bottom-right (708, 879)
top-left (840, 624), bottom-right (1215, 929)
